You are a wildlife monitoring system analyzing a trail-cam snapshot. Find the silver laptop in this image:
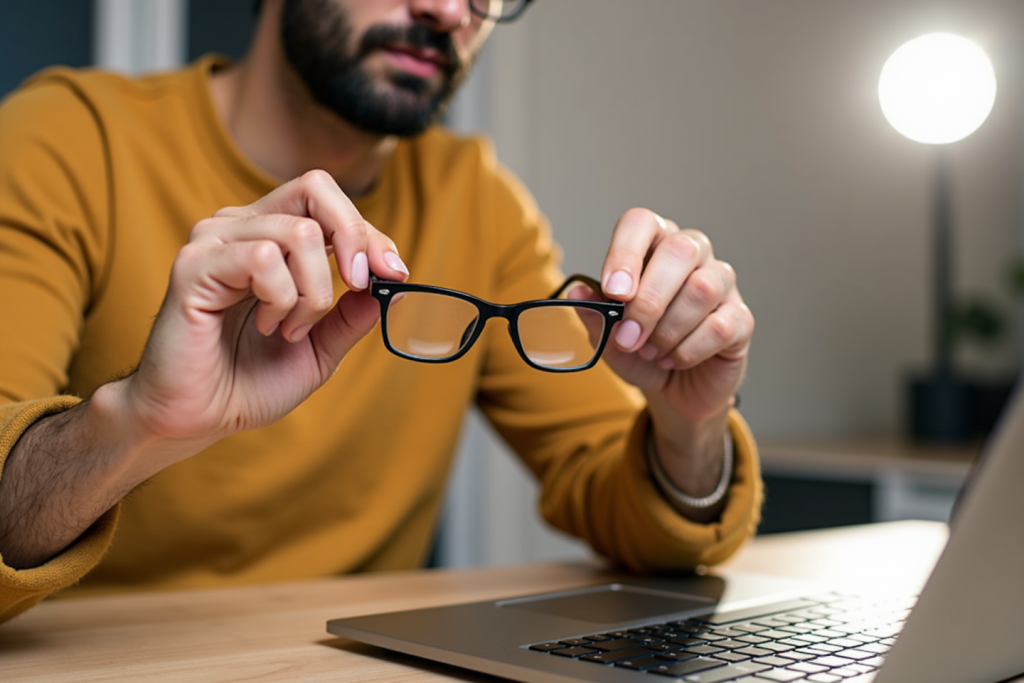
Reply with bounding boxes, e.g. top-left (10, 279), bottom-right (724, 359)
top-left (328, 381), bottom-right (1024, 683)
